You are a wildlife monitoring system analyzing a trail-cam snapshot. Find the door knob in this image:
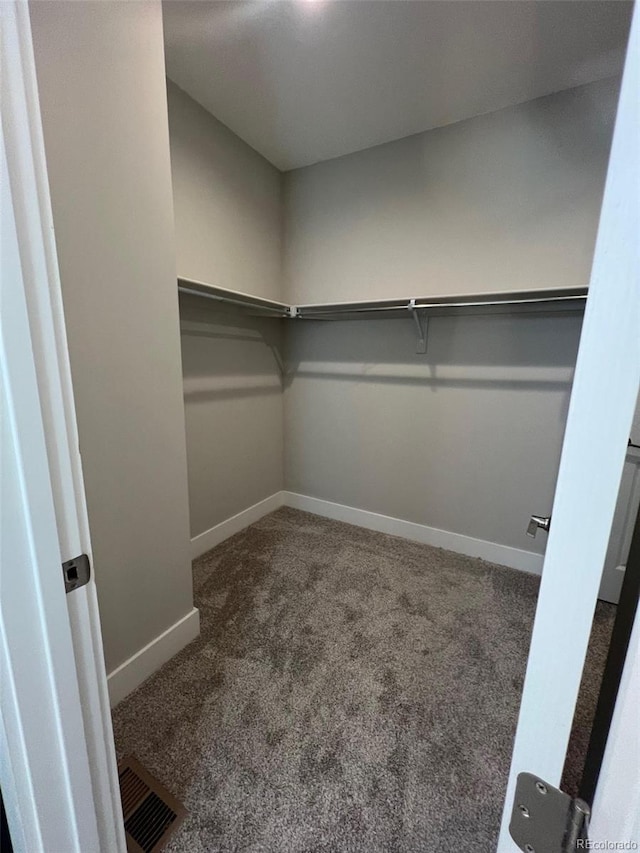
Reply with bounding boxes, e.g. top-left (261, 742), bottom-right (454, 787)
top-left (527, 515), bottom-right (551, 537)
